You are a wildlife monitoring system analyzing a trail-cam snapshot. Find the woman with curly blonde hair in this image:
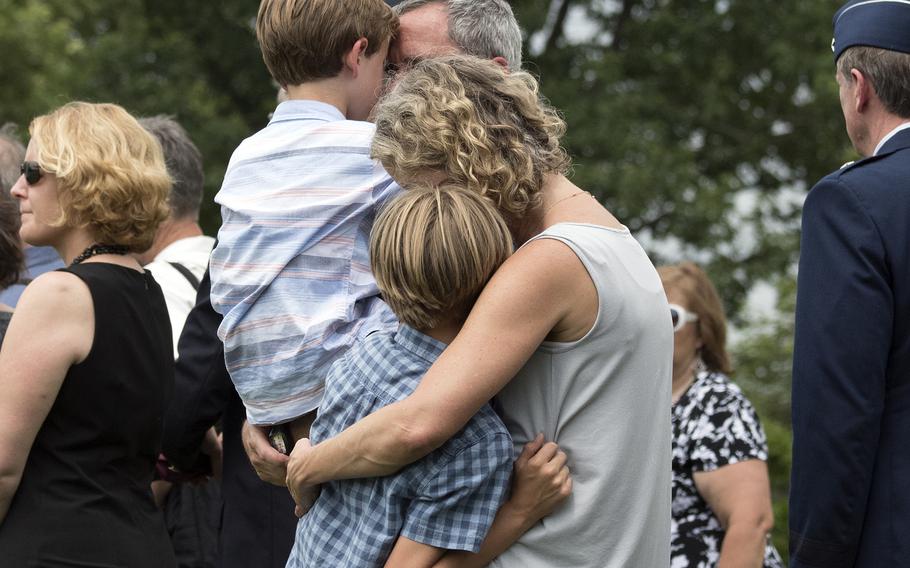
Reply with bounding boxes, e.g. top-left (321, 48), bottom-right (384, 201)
top-left (286, 55), bottom-right (673, 567)
top-left (0, 102), bottom-right (176, 566)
